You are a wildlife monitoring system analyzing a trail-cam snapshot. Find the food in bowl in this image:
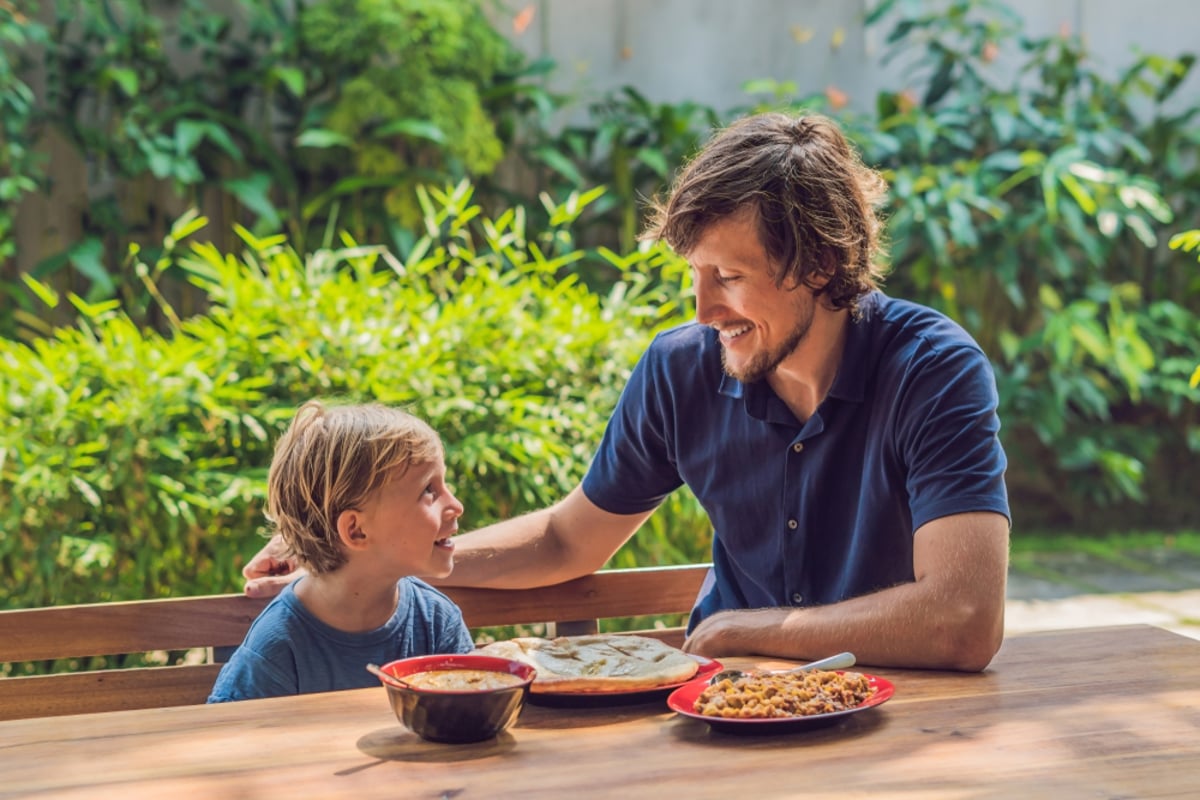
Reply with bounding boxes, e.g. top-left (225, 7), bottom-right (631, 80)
top-left (404, 669), bottom-right (527, 691)
top-left (693, 669), bottom-right (874, 719)
top-left (377, 654), bottom-right (535, 744)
